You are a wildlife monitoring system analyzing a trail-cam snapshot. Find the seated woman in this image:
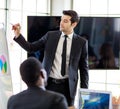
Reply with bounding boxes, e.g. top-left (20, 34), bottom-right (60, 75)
top-left (96, 42), bottom-right (118, 69)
